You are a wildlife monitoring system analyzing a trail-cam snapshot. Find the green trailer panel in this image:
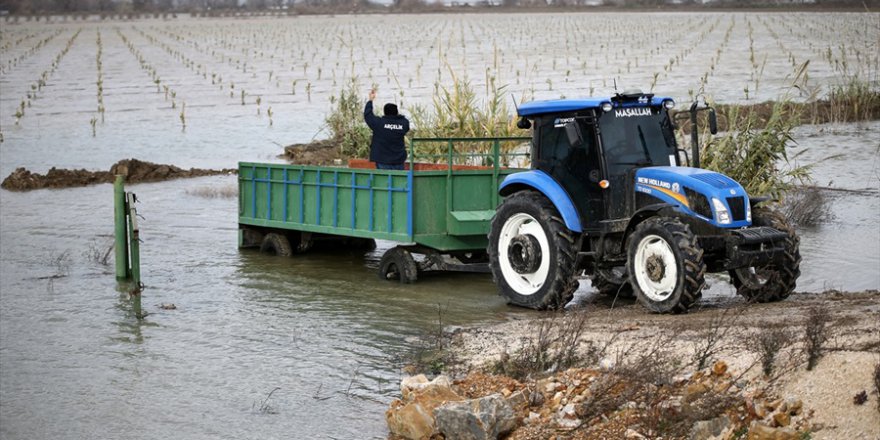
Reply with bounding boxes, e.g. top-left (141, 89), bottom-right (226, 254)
top-left (239, 137), bottom-right (530, 252)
